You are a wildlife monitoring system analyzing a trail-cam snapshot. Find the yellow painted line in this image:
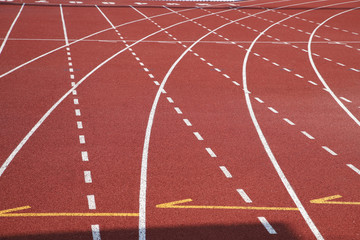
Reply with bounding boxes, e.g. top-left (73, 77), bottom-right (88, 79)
top-left (156, 199), bottom-right (299, 211)
top-left (0, 205), bottom-right (31, 214)
top-left (310, 195), bottom-right (360, 205)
